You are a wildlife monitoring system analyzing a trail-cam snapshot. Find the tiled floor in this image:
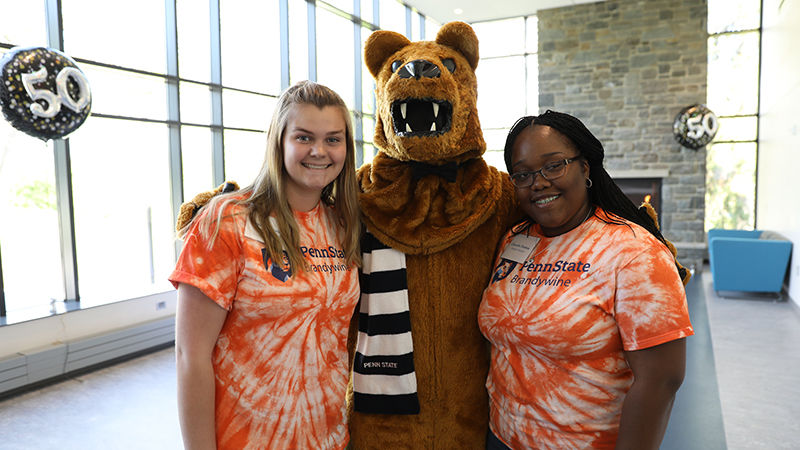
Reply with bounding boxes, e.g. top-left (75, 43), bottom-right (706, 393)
top-left (0, 348), bottom-right (181, 450)
top-left (0, 265), bottom-right (798, 449)
top-left (701, 269), bottom-right (800, 449)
